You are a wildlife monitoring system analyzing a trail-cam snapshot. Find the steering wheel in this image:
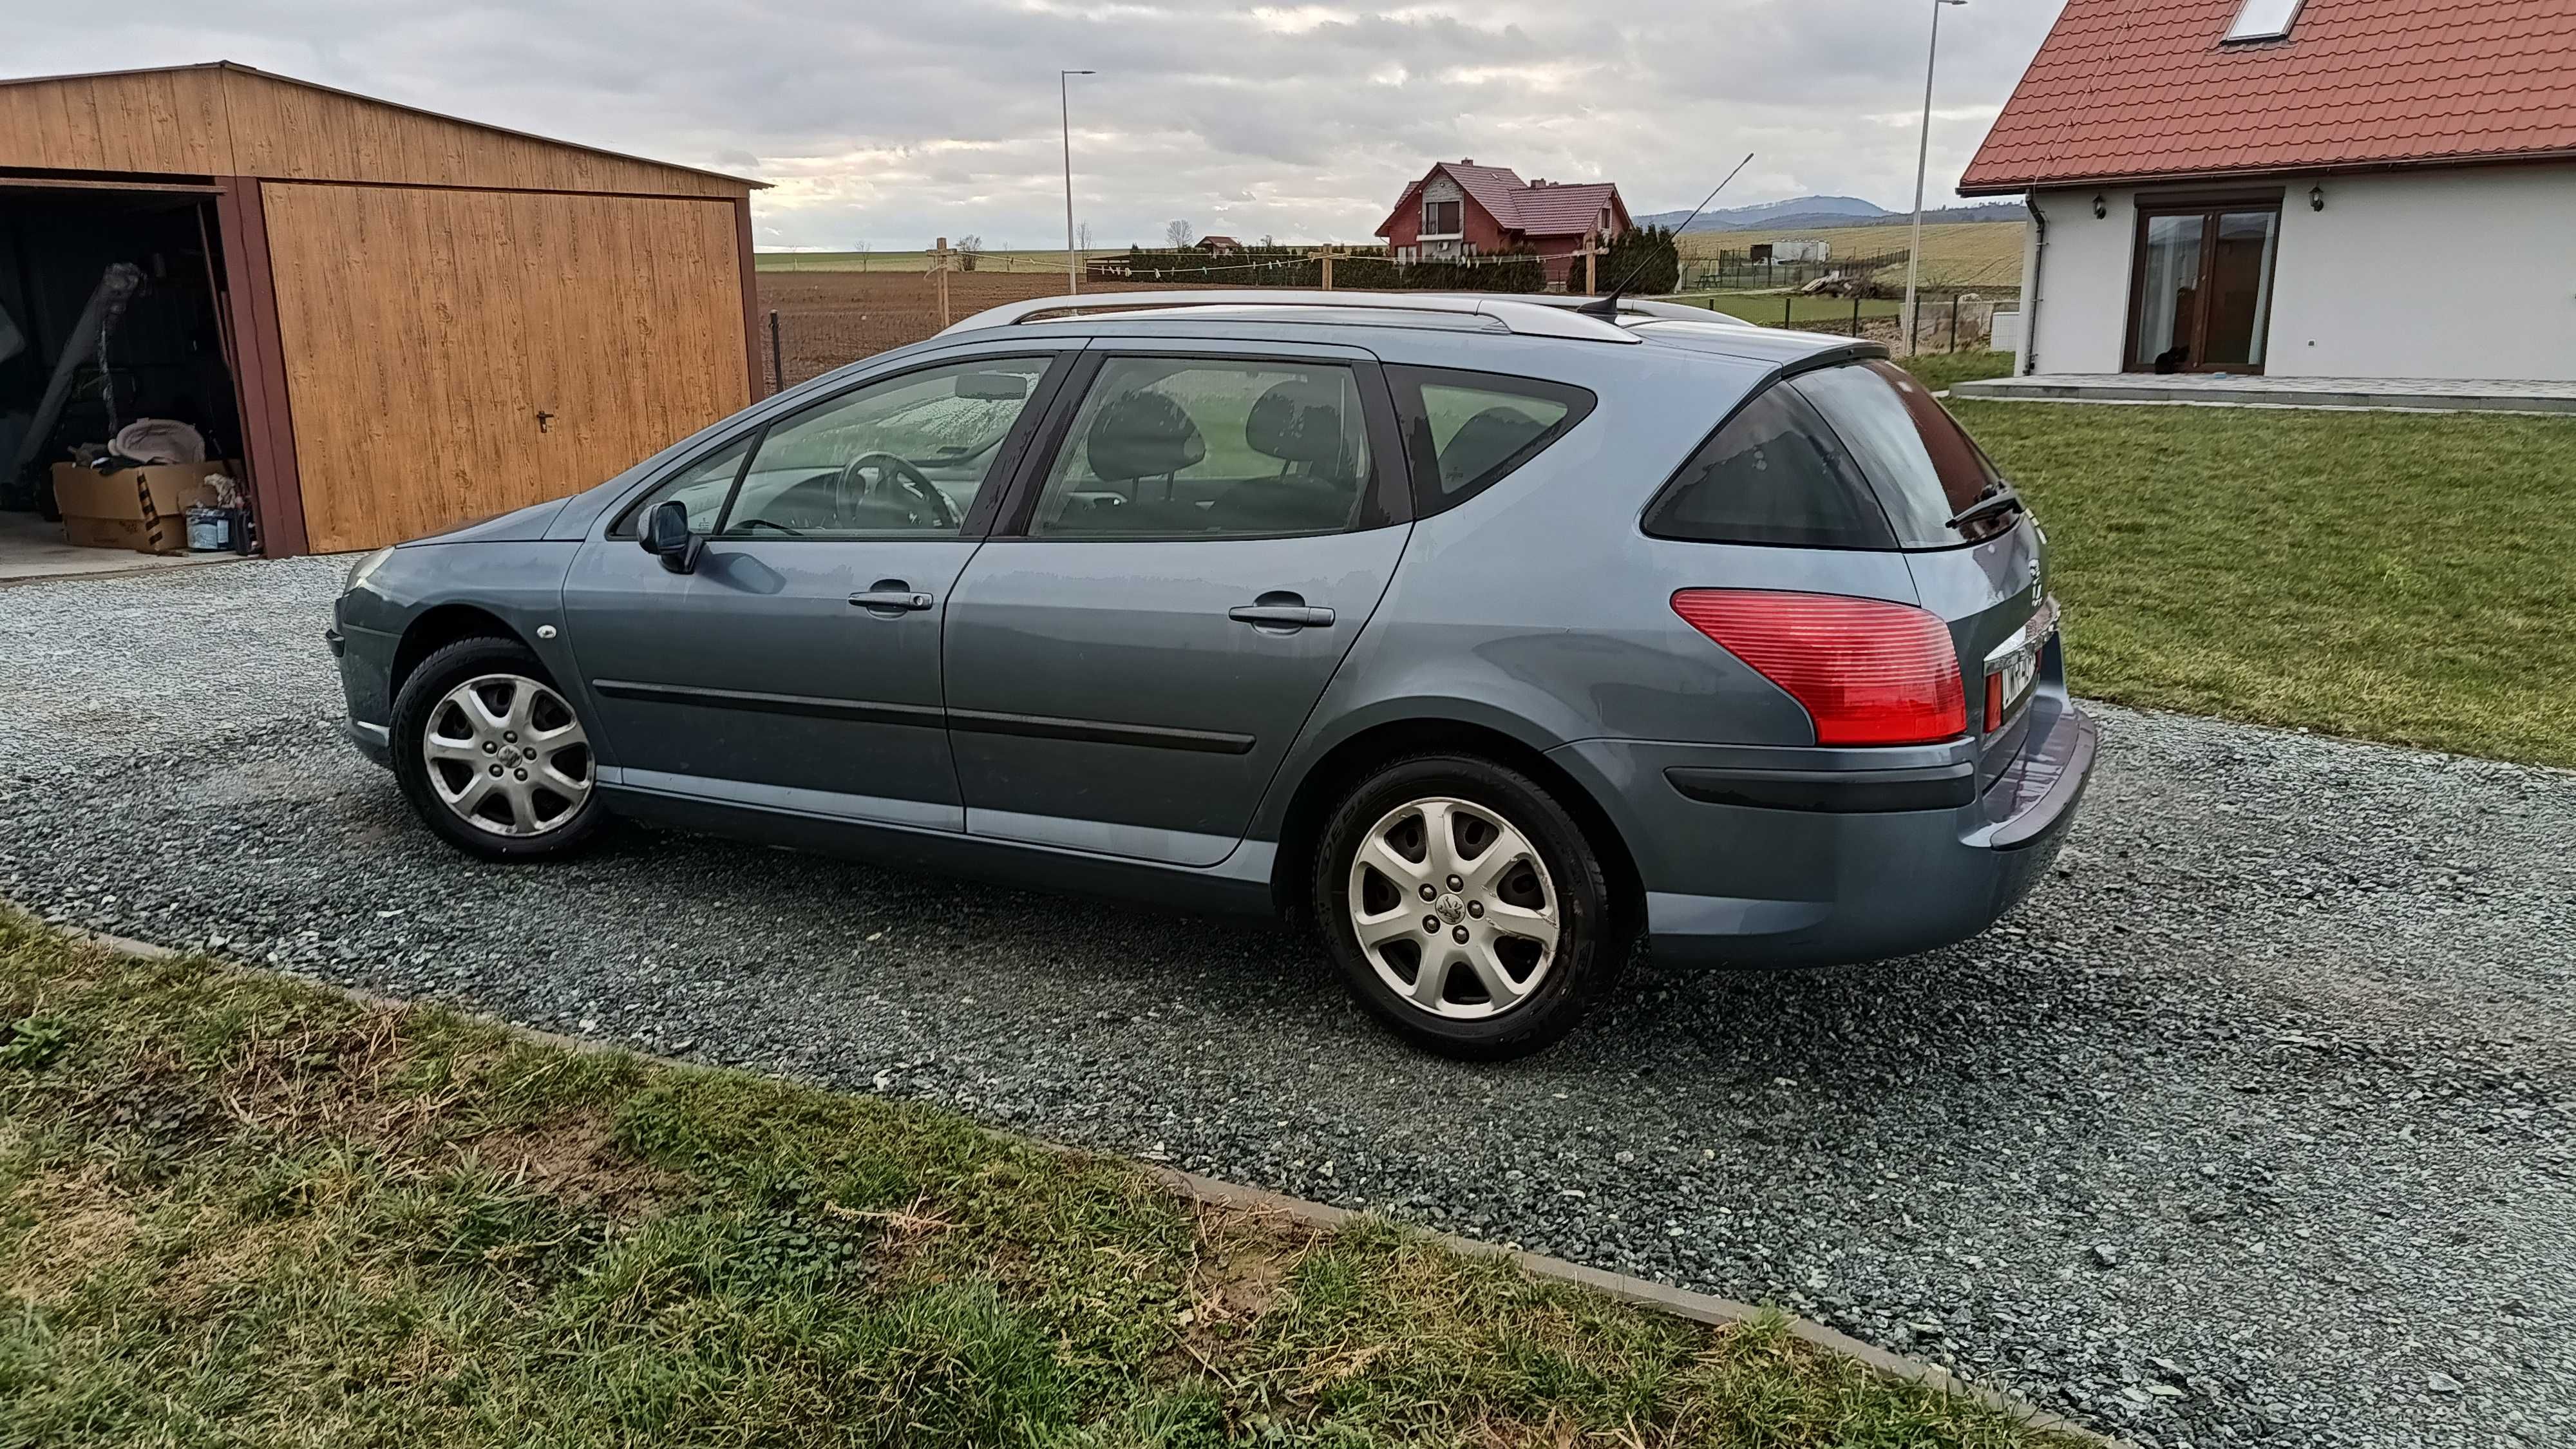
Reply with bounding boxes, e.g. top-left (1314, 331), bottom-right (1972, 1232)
top-left (835, 451), bottom-right (958, 529)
